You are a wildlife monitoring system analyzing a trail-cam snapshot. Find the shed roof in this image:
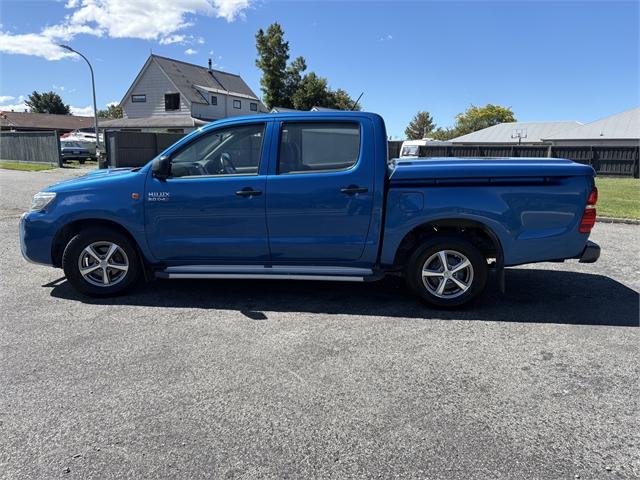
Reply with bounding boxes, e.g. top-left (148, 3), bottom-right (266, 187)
top-left (99, 115), bottom-right (208, 129)
top-left (543, 107), bottom-right (639, 141)
top-left (0, 111), bottom-right (95, 130)
top-left (449, 121), bottom-right (582, 144)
